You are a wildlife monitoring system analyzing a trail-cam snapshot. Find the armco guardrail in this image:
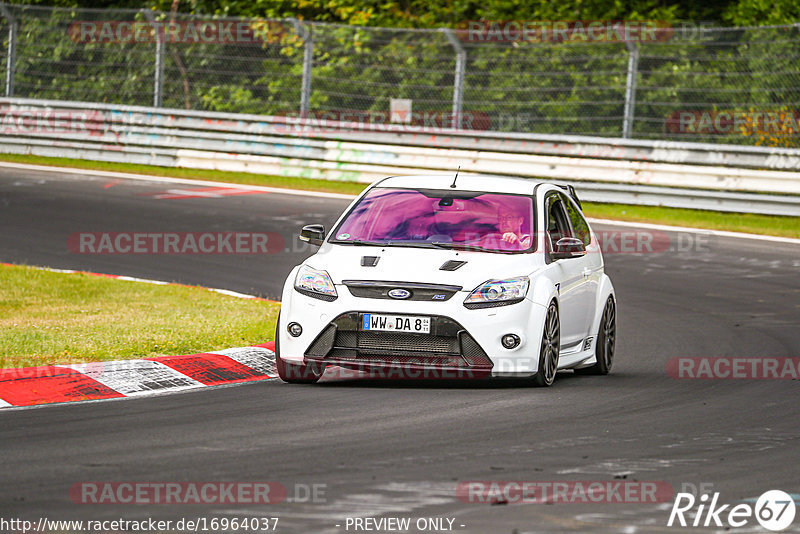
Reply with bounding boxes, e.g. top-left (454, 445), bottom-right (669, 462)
top-left (1, 98), bottom-right (800, 216)
top-left (3, 4), bottom-right (800, 146)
